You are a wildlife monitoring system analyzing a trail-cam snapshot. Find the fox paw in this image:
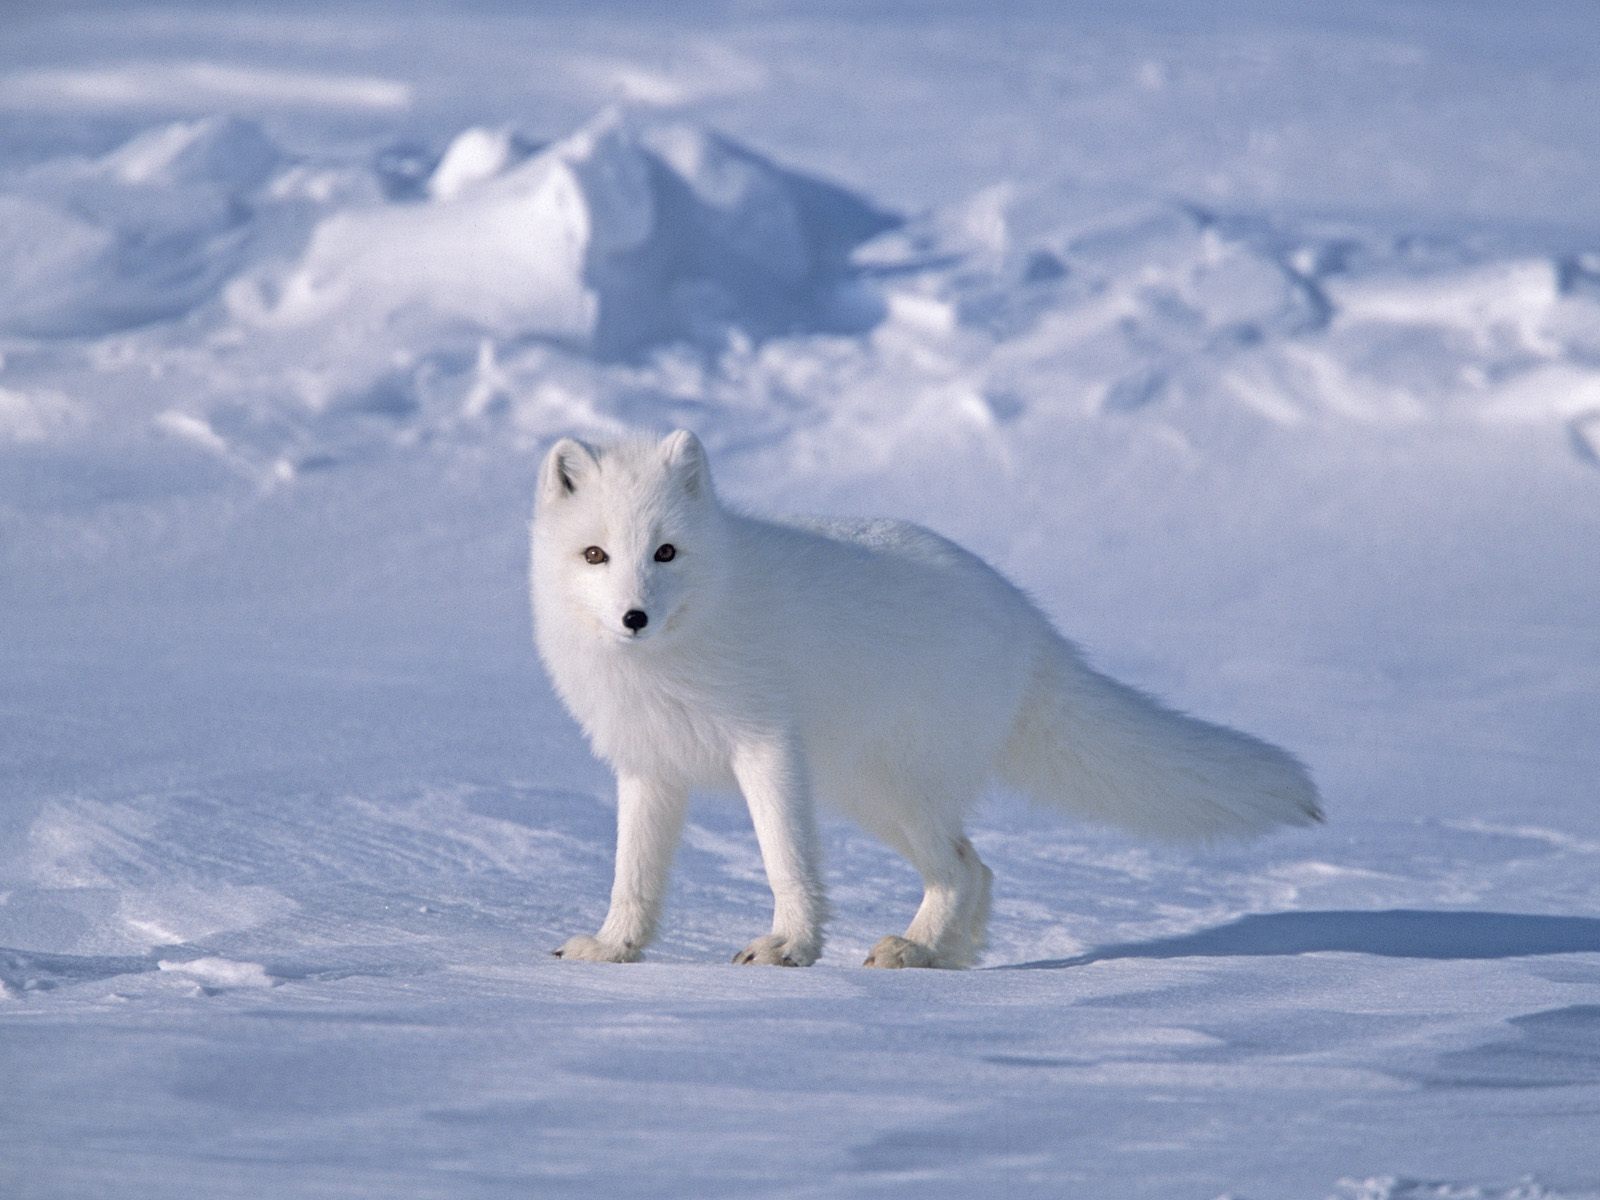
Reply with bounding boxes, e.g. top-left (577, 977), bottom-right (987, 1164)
top-left (863, 935), bottom-right (940, 969)
top-left (732, 934), bottom-right (818, 967)
top-left (551, 934), bottom-right (639, 963)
